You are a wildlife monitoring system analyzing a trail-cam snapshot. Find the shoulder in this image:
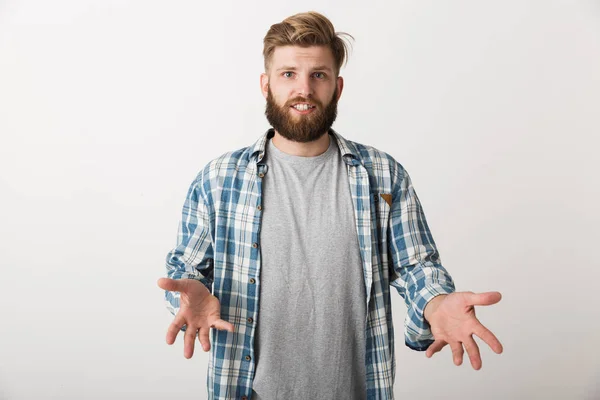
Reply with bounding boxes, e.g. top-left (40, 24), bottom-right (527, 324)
top-left (190, 144), bottom-right (255, 203)
top-left (201, 146), bottom-right (253, 178)
top-left (339, 135), bottom-right (409, 186)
